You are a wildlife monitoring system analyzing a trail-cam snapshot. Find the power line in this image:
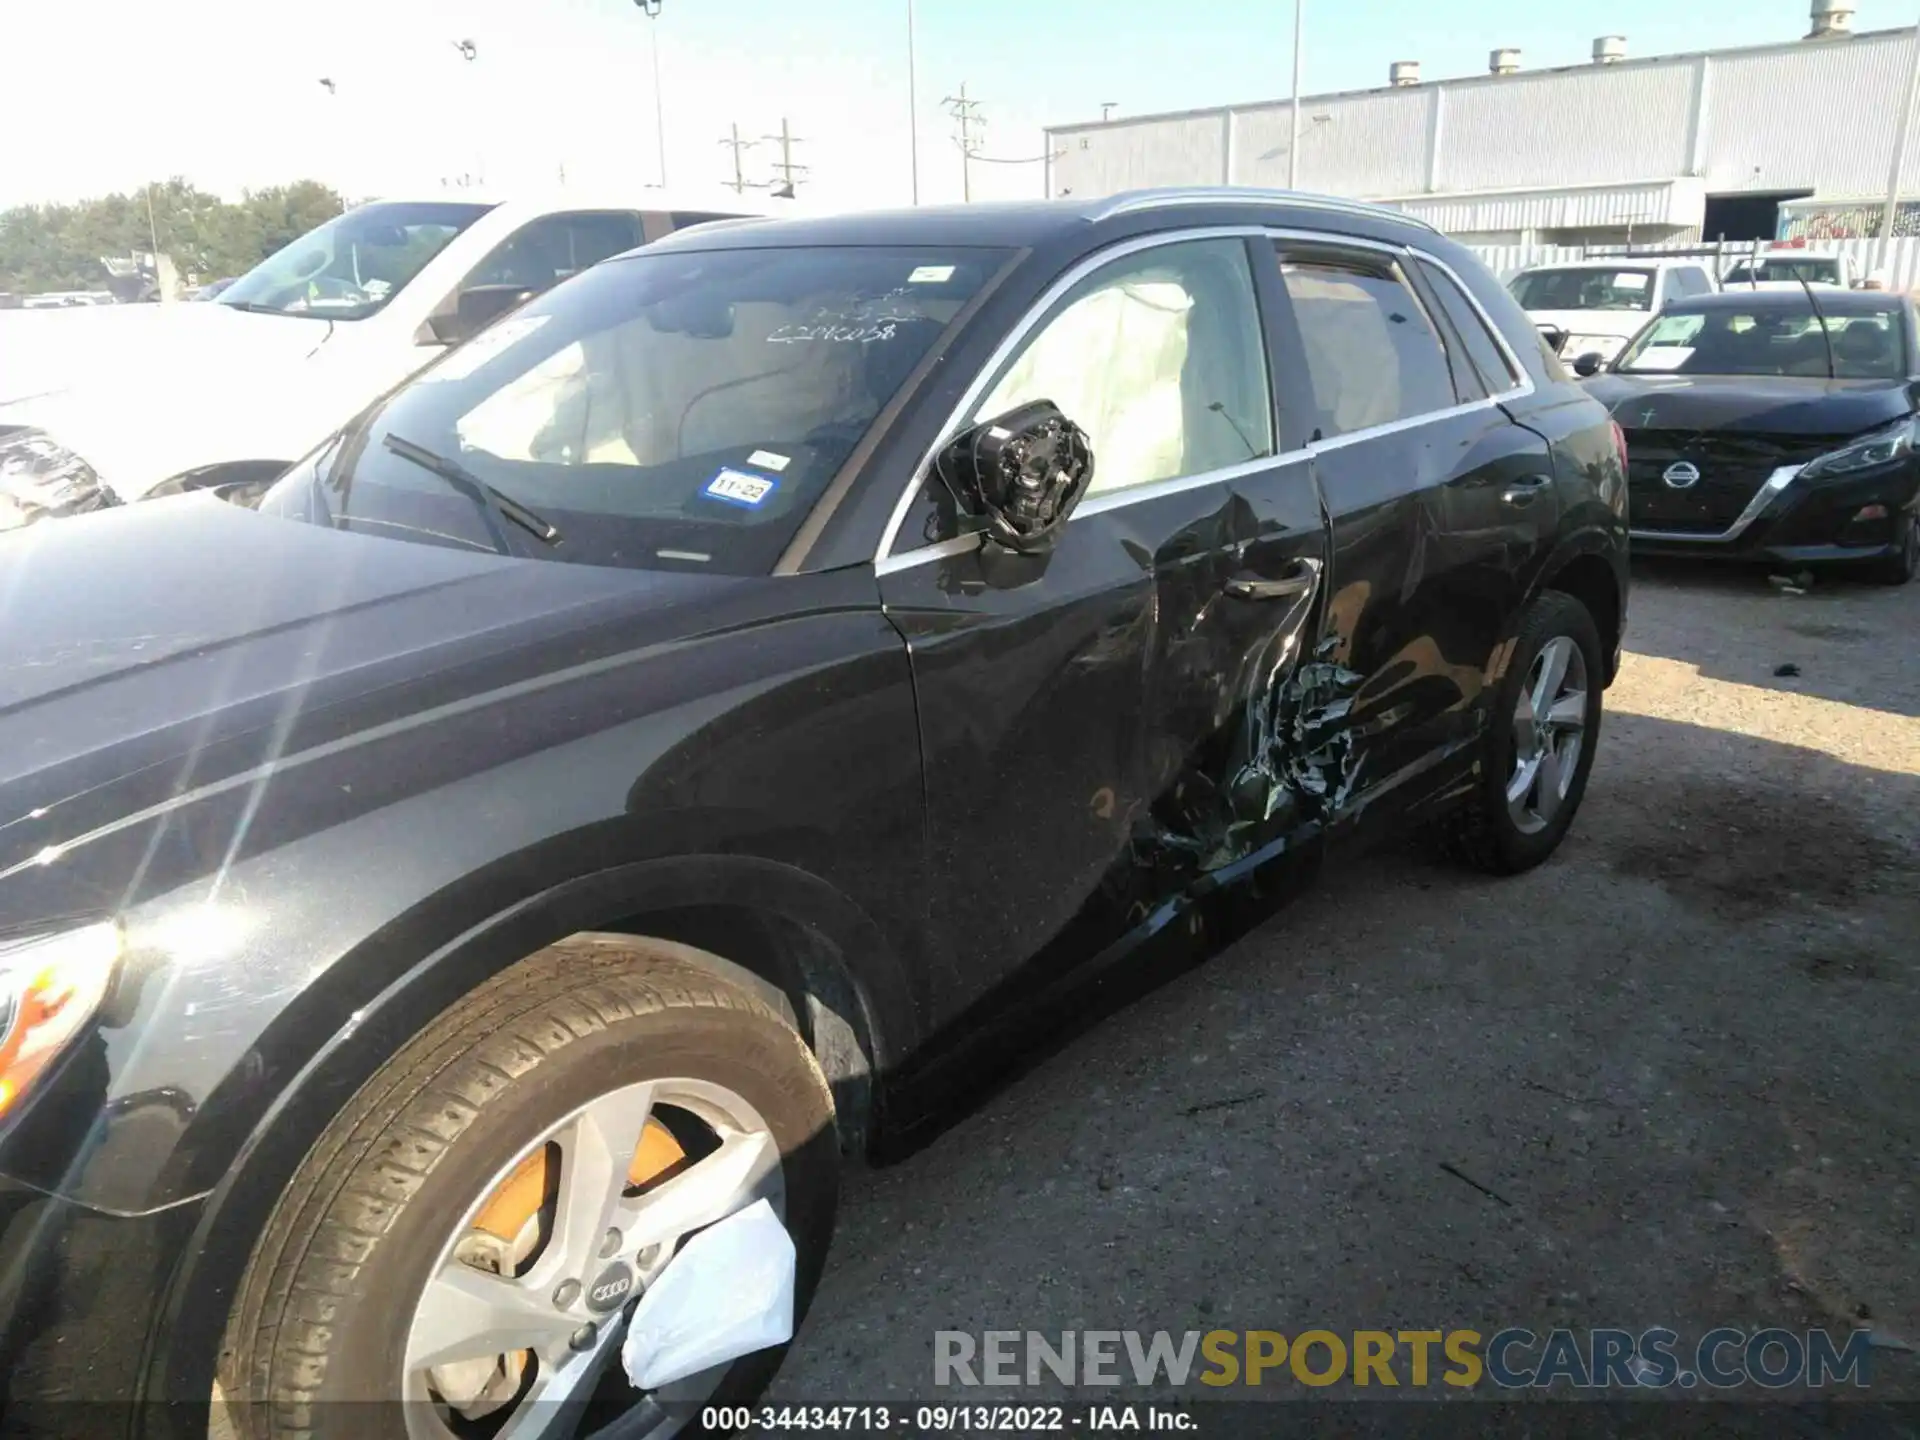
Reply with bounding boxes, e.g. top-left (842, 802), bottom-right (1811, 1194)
top-left (942, 83), bottom-right (986, 202)
top-left (761, 117), bottom-right (809, 197)
top-left (719, 123), bottom-right (760, 194)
